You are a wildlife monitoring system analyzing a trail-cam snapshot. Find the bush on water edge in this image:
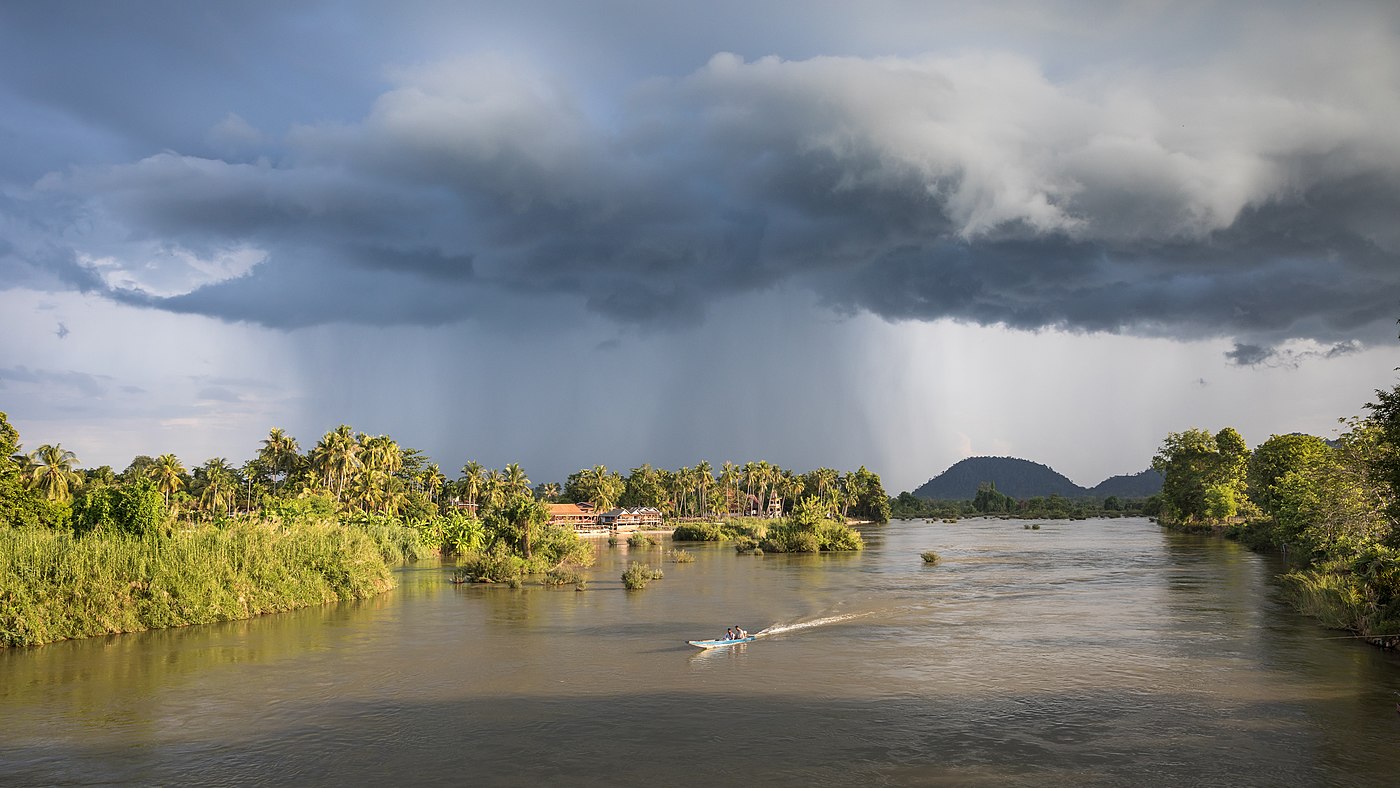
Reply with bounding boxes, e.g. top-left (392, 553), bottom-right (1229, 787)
top-left (0, 520), bottom-right (396, 648)
top-left (1277, 545), bottom-right (1400, 648)
top-left (671, 518), bottom-right (769, 542)
top-left (622, 562), bottom-right (663, 590)
top-left (921, 551), bottom-right (941, 564)
top-left (451, 525), bottom-right (596, 584)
